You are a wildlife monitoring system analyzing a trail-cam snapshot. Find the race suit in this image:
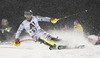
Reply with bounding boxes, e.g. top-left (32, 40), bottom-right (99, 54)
top-left (15, 16), bottom-right (52, 41)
